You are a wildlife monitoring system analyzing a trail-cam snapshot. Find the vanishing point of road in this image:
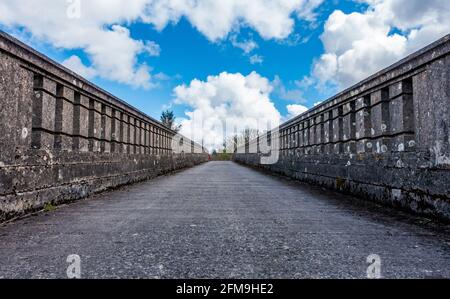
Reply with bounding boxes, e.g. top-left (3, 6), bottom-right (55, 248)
top-left (0, 161), bottom-right (449, 278)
